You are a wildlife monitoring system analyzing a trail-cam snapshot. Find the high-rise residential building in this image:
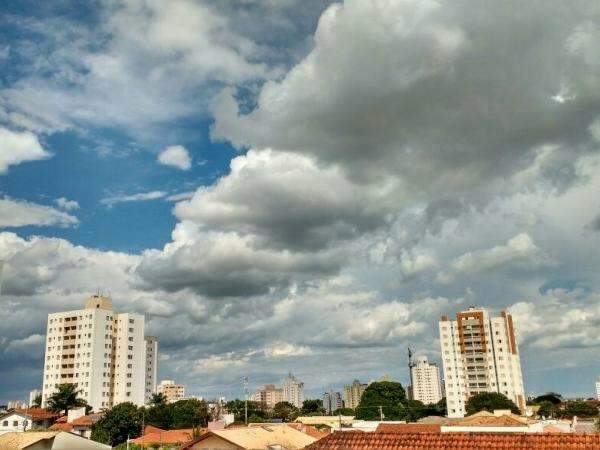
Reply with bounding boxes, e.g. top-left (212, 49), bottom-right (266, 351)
top-left (144, 336), bottom-right (158, 404)
top-left (282, 373), bottom-right (304, 408)
top-left (322, 391), bottom-right (343, 414)
top-left (253, 384), bottom-right (283, 408)
top-left (157, 380), bottom-right (185, 403)
top-left (410, 356), bottom-right (443, 405)
top-left (41, 295), bottom-right (157, 412)
top-left (343, 380), bottom-right (367, 410)
top-left (28, 389), bottom-right (41, 407)
top-left (596, 376), bottom-right (600, 401)
top-left (439, 306), bottom-right (525, 418)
